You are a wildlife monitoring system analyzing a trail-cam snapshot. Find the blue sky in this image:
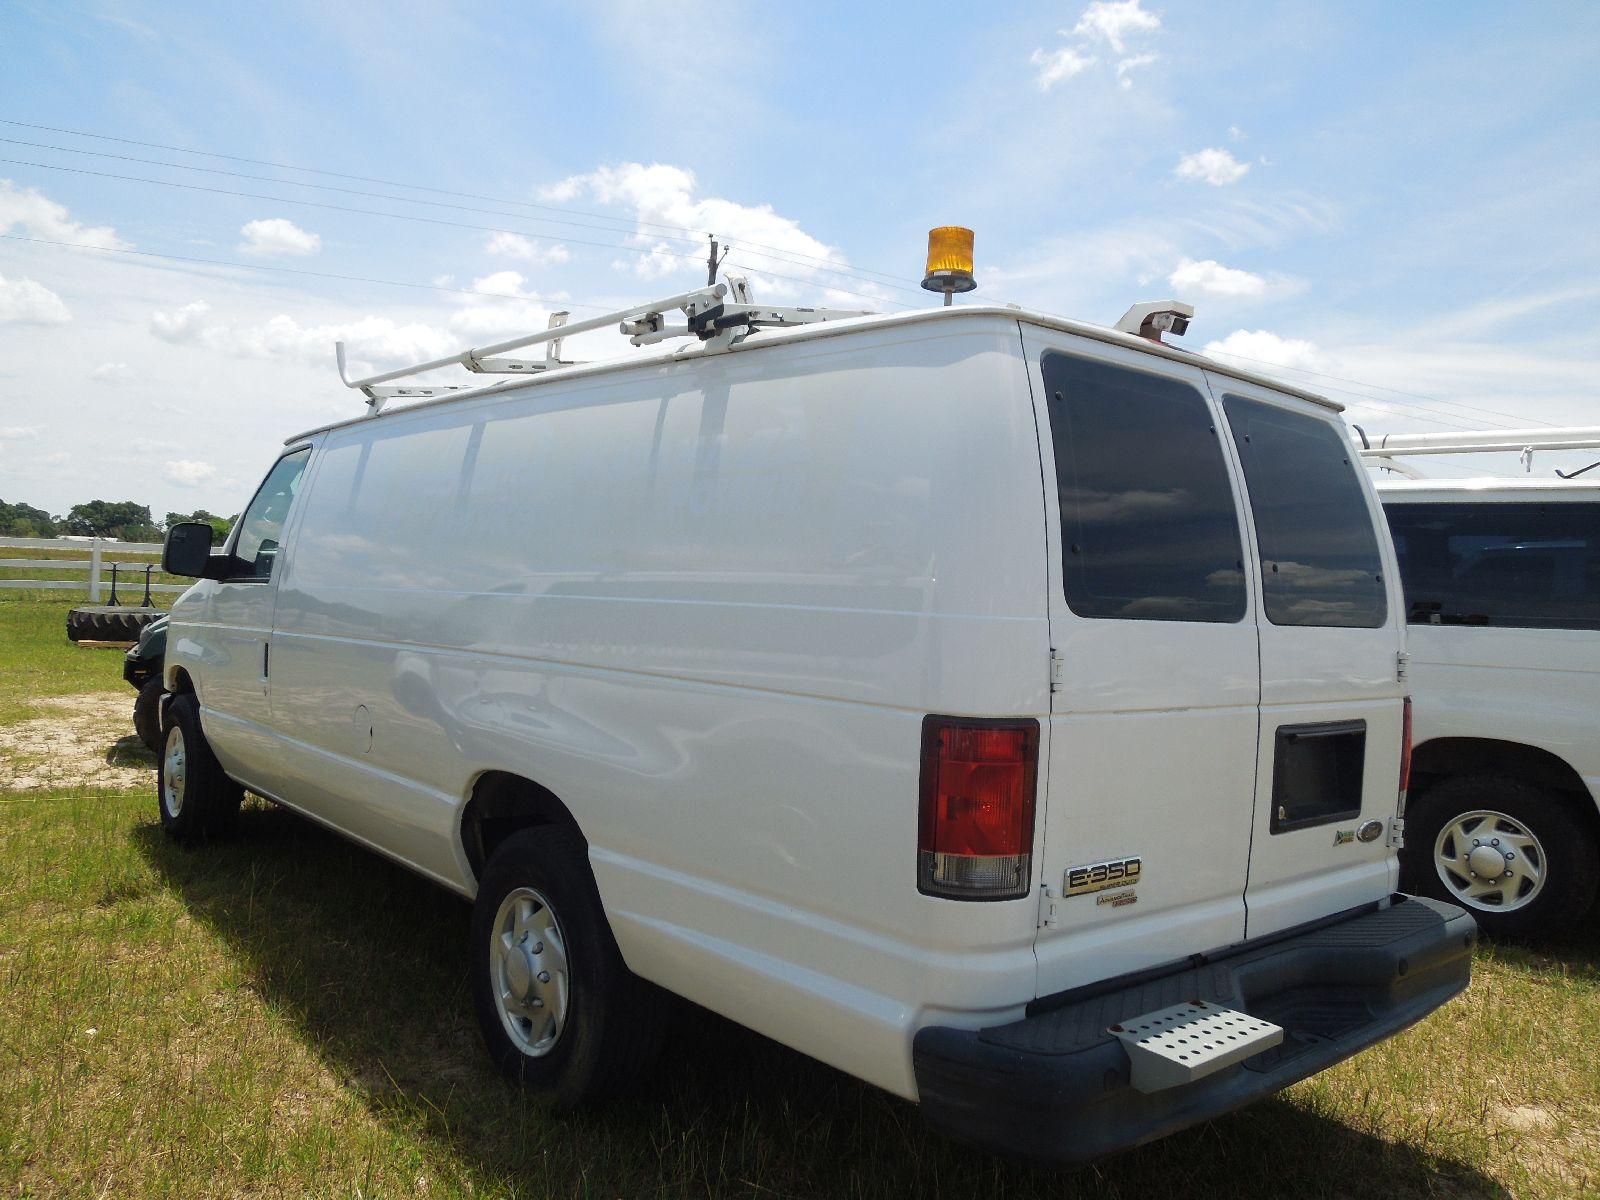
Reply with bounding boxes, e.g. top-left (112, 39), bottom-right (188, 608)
top-left (1, 0), bottom-right (1597, 516)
